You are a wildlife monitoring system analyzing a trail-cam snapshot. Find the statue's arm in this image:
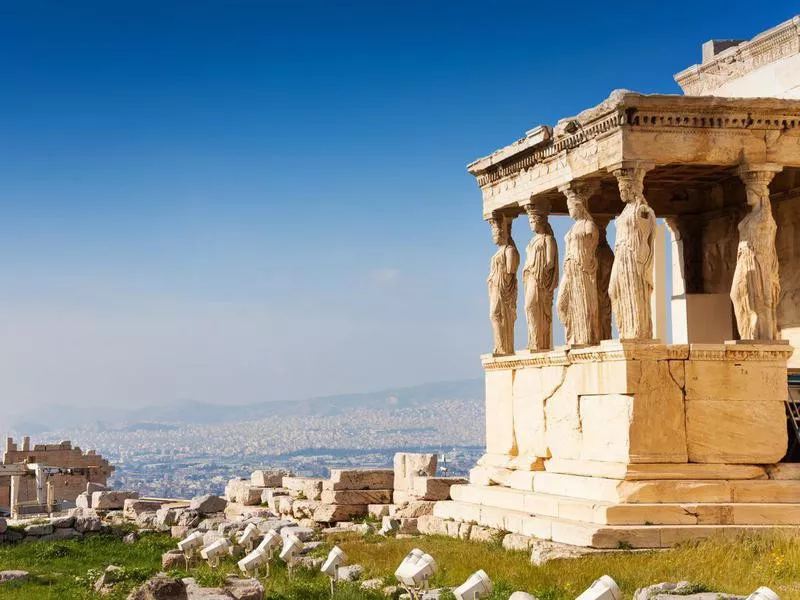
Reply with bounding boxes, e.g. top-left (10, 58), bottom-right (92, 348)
top-left (505, 246), bottom-right (520, 274)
